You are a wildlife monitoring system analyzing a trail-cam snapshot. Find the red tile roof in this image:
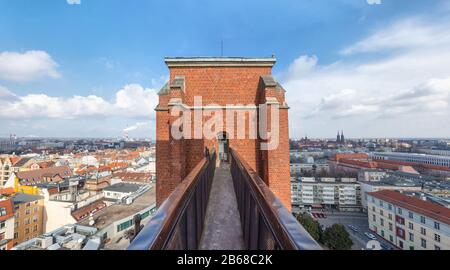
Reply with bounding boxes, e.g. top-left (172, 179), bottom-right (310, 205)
top-left (0, 188), bottom-right (14, 196)
top-left (0, 199), bottom-right (14, 222)
top-left (71, 200), bottom-right (107, 221)
top-left (16, 166), bottom-right (73, 185)
top-left (113, 172), bottom-right (152, 183)
top-left (376, 159), bottom-right (450, 172)
top-left (368, 190), bottom-right (450, 225)
top-left (331, 153), bottom-right (369, 162)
